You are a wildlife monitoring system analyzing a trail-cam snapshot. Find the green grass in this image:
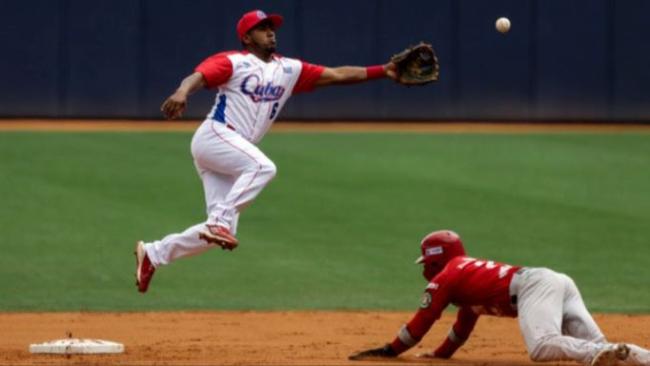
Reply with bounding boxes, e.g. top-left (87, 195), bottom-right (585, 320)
top-left (0, 131), bottom-right (648, 312)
